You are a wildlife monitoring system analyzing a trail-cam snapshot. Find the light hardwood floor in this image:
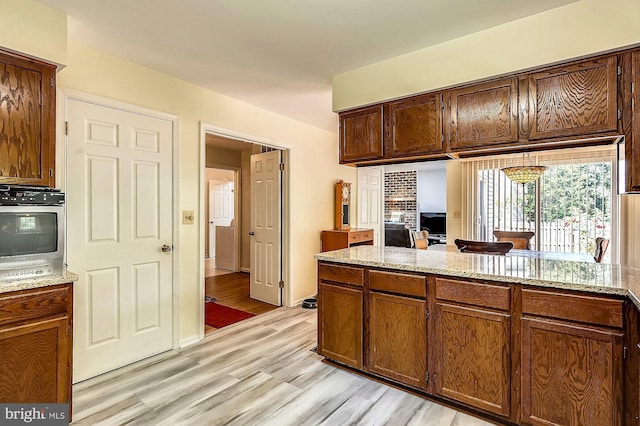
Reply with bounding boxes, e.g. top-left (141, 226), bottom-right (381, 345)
top-left (71, 307), bottom-right (496, 426)
top-left (205, 272), bottom-right (280, 333)
top-left (205, 257), bottom-right (233, 277)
